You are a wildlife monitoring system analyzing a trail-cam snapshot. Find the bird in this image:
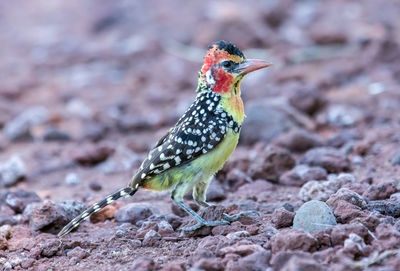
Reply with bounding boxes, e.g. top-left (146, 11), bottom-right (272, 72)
top-left (58, 40), bottom-right (271, 237)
